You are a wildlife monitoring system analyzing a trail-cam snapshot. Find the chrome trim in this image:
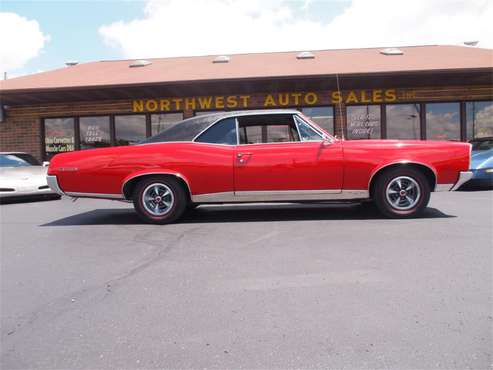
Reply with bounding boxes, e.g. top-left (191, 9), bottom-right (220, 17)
top-left (367, 161), bottom-right (438, 190)
top-left (121, 171), bottom-right (192, 199)
top-left (191, 192), bottom-right (235, 203)
top-left (190, 110), bottom-right (331, 146)
top-left (235, 117), bottom-right (240, 146)
top-left (451, 171), bottom-right (474, 191)
top-left (65, 192), bottom-right (125, 200)
top-left (191, 189), bottom-right (369, 203)
top-left (46, 175), bottom-right (65, 195)
top-left (294, 114), bottom-right (332, 142)
top-left (191, 109), bottom-right (301, 143)
top-left (293, 115), bottom-right (303, 141)
top-left (434, 183), bottom-right (453, 192)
